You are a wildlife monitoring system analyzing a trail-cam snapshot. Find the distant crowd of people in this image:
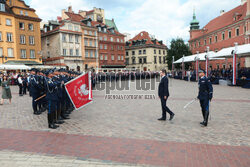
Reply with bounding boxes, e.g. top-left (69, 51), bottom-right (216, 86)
top-left (171, 67), bottom-right (250, 88)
